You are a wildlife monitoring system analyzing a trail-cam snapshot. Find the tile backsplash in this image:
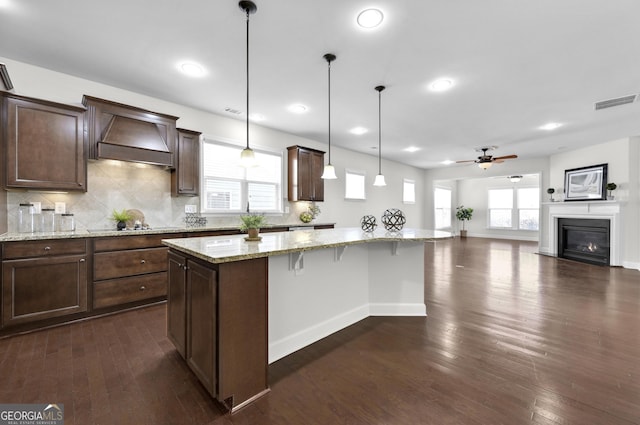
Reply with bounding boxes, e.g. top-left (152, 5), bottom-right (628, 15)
top-left (7, 160), bottom-right (310, 232)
